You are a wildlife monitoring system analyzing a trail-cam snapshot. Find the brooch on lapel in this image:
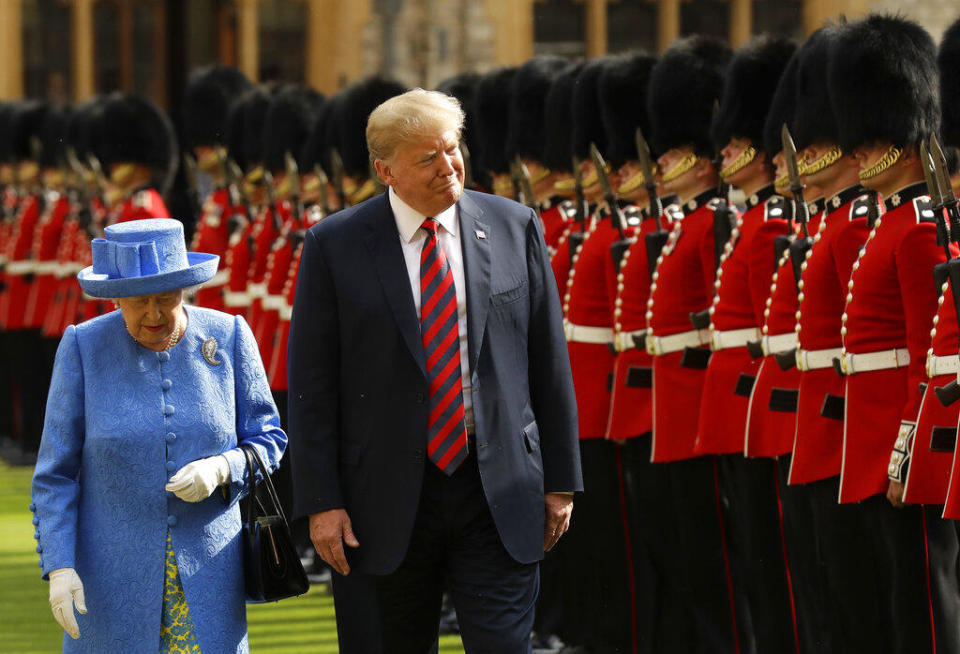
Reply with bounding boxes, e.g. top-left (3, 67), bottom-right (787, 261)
top-left (202, 337), bottom-right (222, 366)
